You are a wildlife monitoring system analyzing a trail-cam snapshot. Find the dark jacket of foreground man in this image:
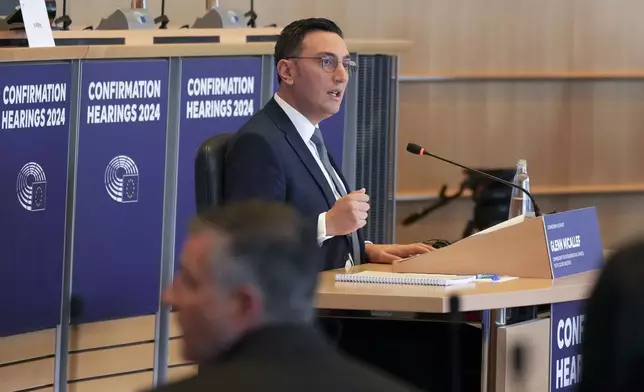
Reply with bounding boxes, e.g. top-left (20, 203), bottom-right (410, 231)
top-left (149, 324), bottom-right (421, 392)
